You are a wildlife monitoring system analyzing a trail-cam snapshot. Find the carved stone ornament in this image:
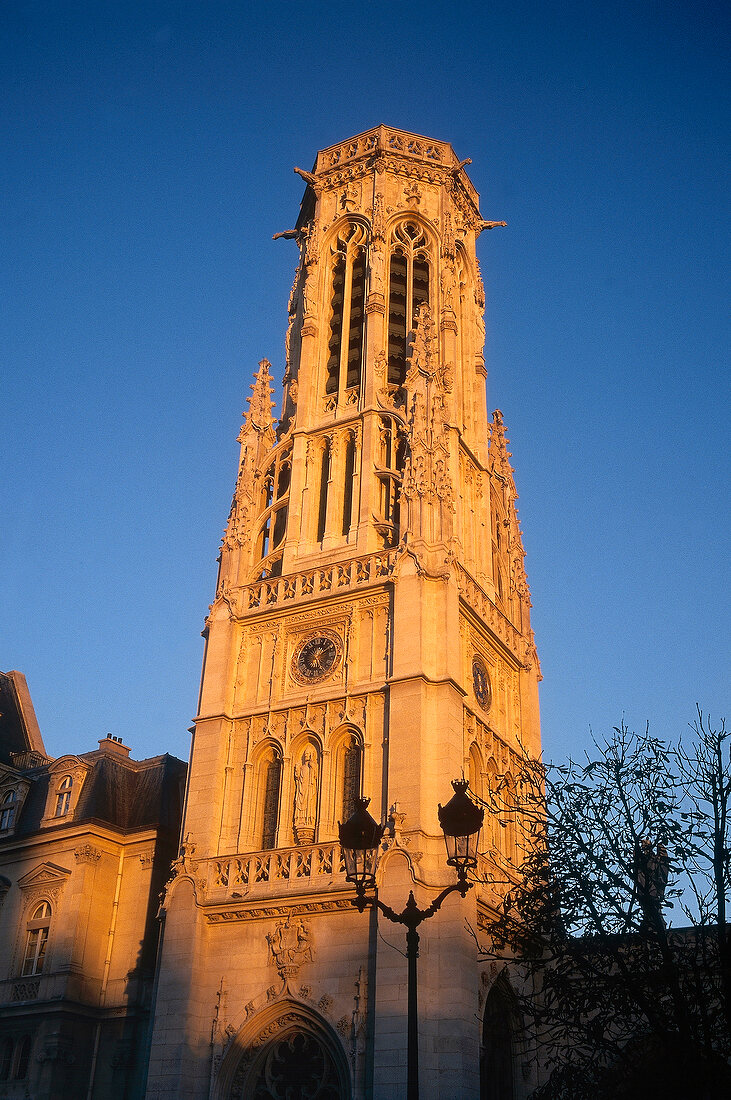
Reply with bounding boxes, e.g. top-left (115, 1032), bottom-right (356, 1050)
top-left (17, 861), bottom-right (70, 899)
top-left (403, 180), bottom-right (422, 205)
top-left (74, 843), bottom-right (102, 864)
top-left (266, 912), bottom-right (314, 979)
top-left (293, 746), bottom-right (319, 844)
